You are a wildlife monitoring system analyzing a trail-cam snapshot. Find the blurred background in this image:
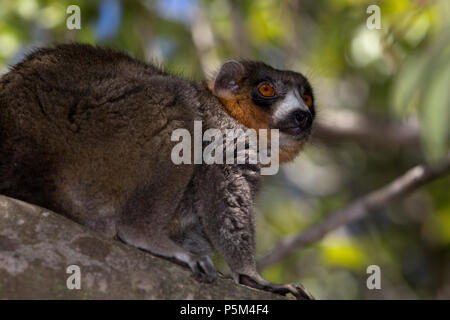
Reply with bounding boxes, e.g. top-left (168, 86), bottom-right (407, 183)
top-left (1, 0), bottom-right (449, 299)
